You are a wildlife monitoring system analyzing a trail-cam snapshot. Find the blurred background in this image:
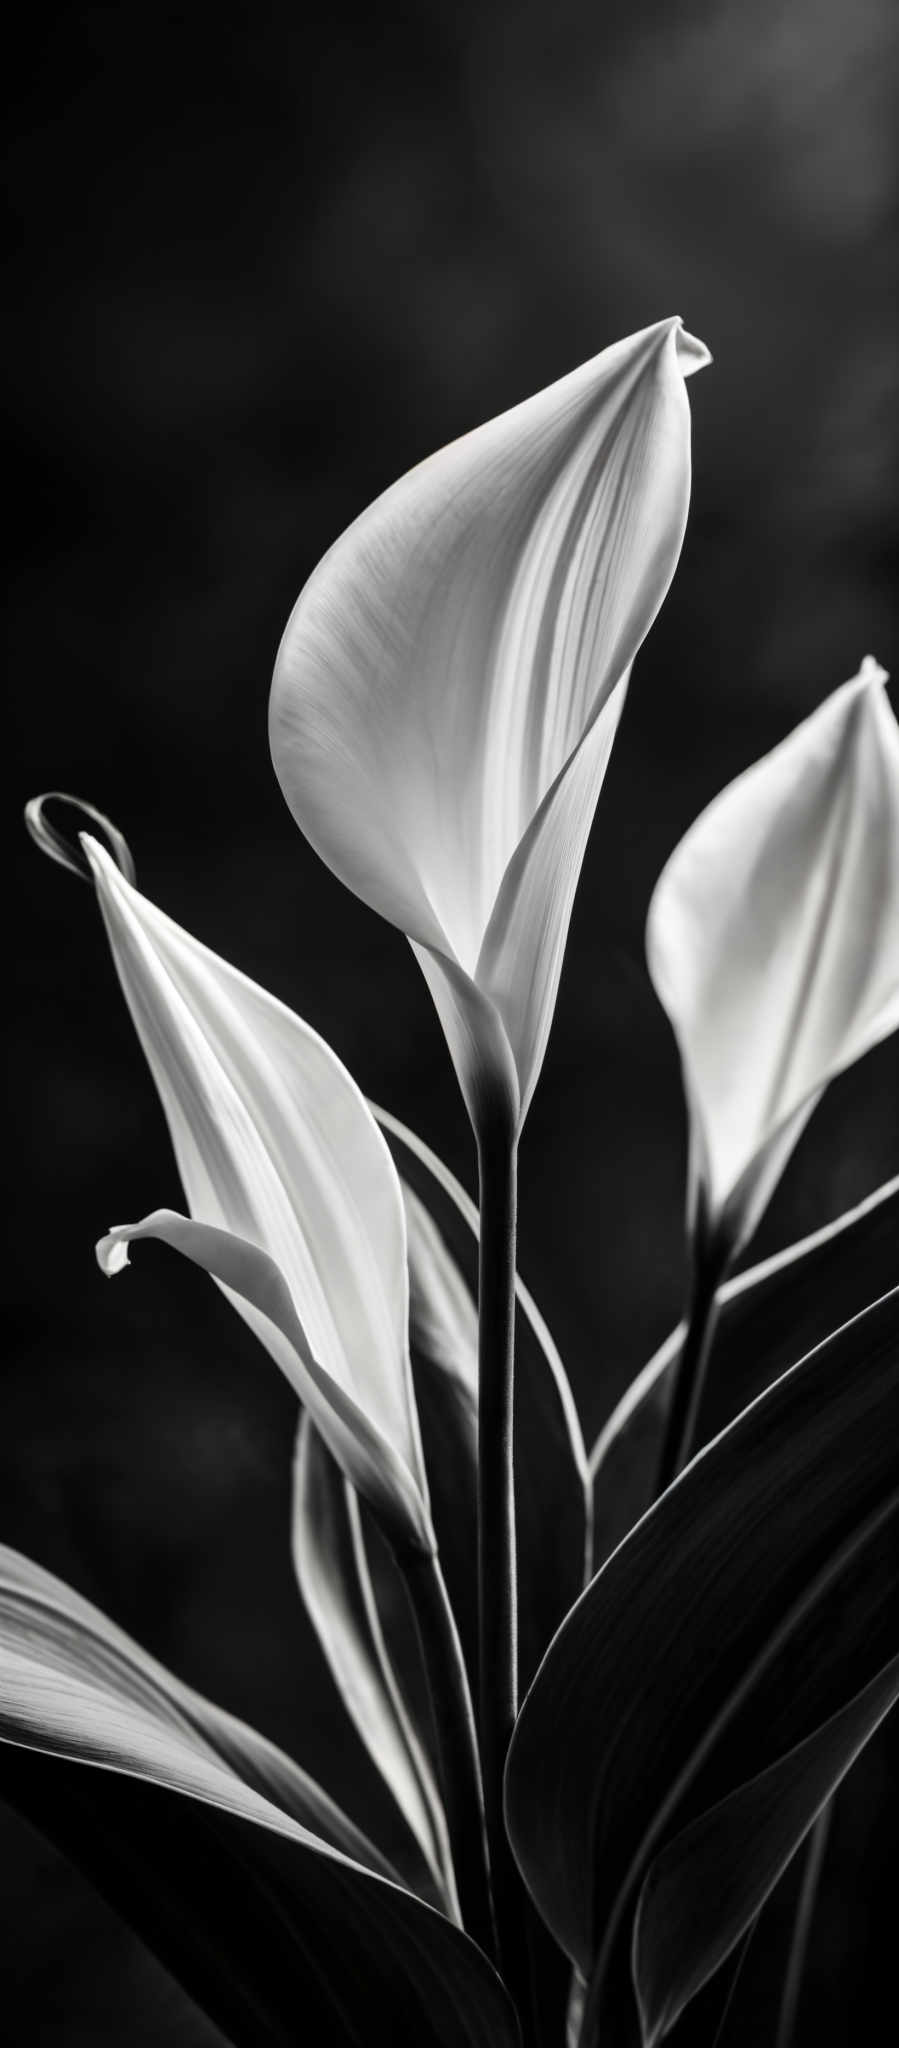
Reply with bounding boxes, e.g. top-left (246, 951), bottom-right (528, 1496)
top-left (5, 1), bottom-right (898, 2040)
